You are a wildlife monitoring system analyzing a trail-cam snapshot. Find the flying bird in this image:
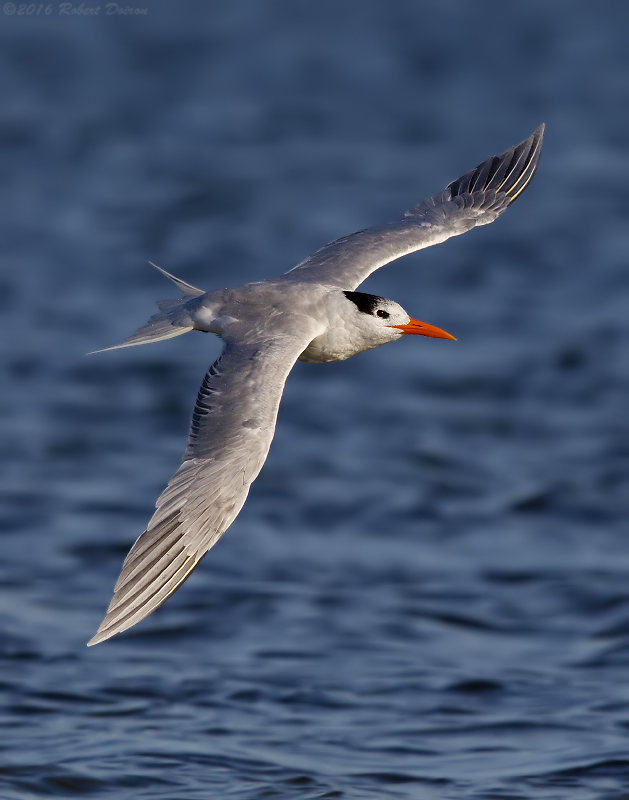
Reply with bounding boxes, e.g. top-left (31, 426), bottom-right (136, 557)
top-left (88, 125), bottom-right (544, 645)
